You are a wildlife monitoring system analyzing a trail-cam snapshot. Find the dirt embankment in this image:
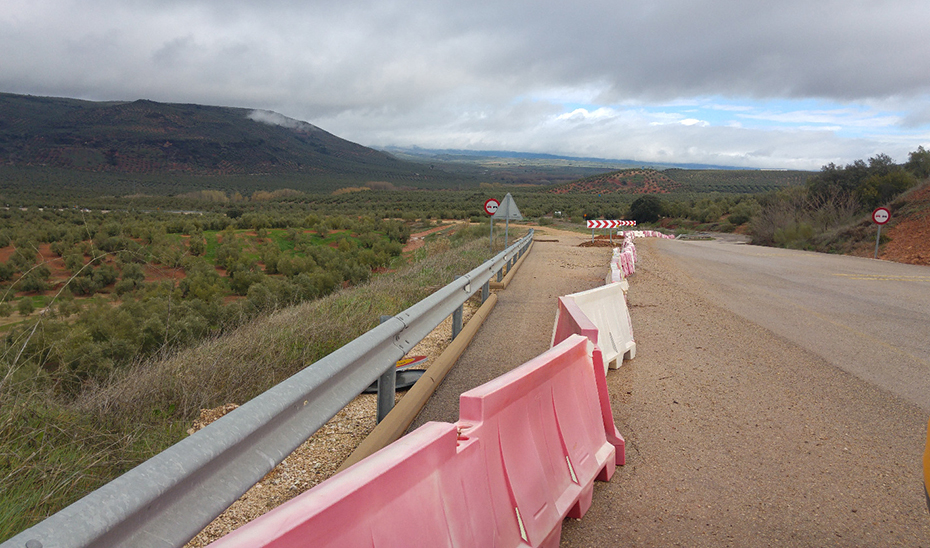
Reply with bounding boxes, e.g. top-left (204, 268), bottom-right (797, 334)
top-left (877, 183), bottom-right (930, 265)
